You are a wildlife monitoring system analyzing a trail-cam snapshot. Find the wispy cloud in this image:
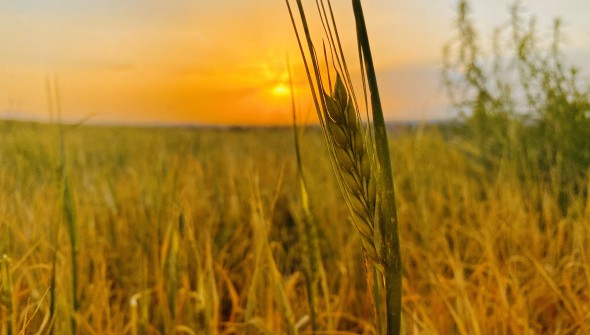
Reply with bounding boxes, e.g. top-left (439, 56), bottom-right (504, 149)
top-left (1, 0), bottom-right (589, 125)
